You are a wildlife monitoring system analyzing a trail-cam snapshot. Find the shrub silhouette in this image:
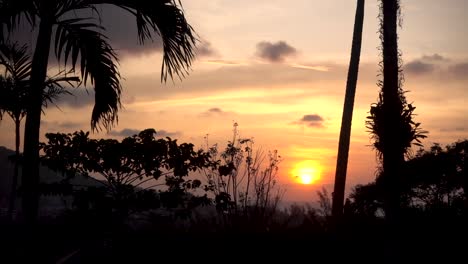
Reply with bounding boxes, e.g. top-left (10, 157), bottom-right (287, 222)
top-left (40, 128), bottom-right (211, 217)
